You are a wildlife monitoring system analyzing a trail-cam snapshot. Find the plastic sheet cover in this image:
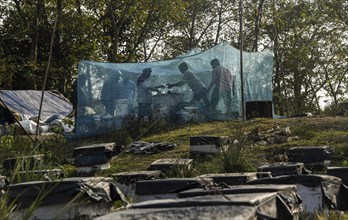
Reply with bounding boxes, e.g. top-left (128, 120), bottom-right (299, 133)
top-left (0, 90), bottom-right (72, 122)
top-left (76, 41), bottom-right (273, 136)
